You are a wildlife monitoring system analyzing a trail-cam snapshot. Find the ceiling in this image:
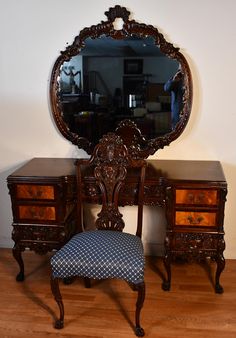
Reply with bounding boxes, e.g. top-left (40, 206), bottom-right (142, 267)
top-left (80, 36), bottom-right (165, 57)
